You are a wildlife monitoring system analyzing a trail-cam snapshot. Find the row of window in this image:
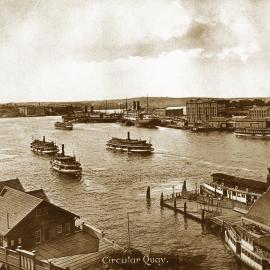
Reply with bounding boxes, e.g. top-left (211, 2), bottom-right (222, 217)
top-left (242, 247), bottom-right (262, 265)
